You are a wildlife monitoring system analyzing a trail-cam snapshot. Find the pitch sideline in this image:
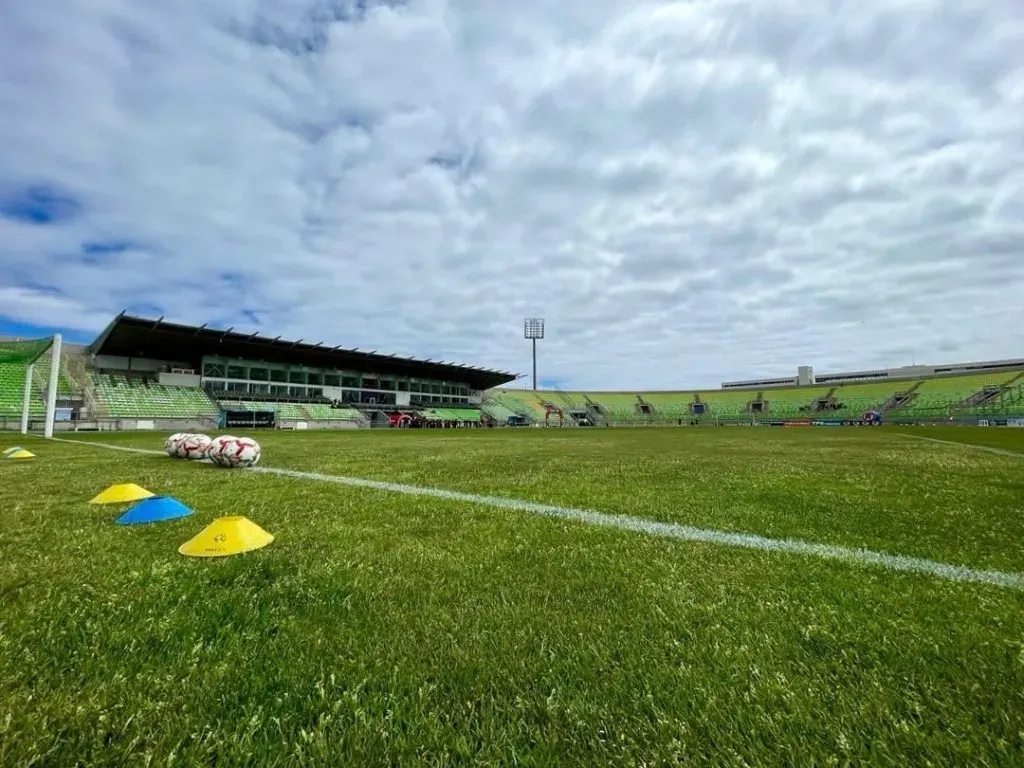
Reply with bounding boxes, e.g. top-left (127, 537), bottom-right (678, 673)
top-left (46, 435), bottom-right (1024, 591)
top-left (898, 432), bottom-right (1024, 458)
